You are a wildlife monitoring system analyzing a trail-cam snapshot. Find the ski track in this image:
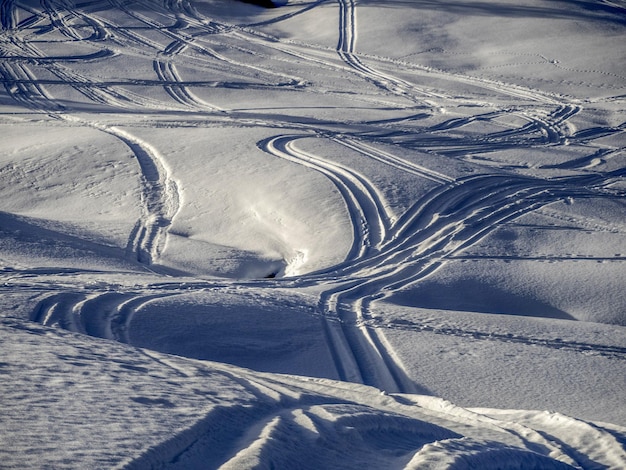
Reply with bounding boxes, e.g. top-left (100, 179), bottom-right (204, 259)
top-left (107, 0), bottom-right (300, 98)
top-left (2, 0), bottom-right (623, 404)
top-left (1, 10), bottom-right (182, 266)
top-left (110, 0), bottom-right (224, 111)
top-left (1, 0), bottom-right (17, 31)
top-left (260, 134), bottom-right (622, 392)
top-left (98, 124), bottom-right (181, 265)
top-left (337, 0), bottom-right (442, 107)
top-left (29, 287), bottom-right (181, 345)
top-left (331, 0), bottom-right (583, 164)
